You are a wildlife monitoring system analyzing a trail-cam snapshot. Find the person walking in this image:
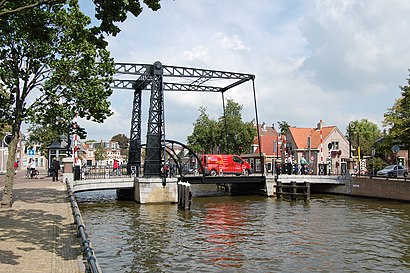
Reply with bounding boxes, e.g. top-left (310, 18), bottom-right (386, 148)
top-left (52, 157), bottom-right (61, 181)
top-left (26, 159), bottom-right (32, 178)
top-left (113, 159), bottom-right (120, 176)
top-left (300, 155), bottom-right (308, 175)
top-left (14, 160), bottom-right (19, 175)
top-left (30, 159), bottom-right (37, 178)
